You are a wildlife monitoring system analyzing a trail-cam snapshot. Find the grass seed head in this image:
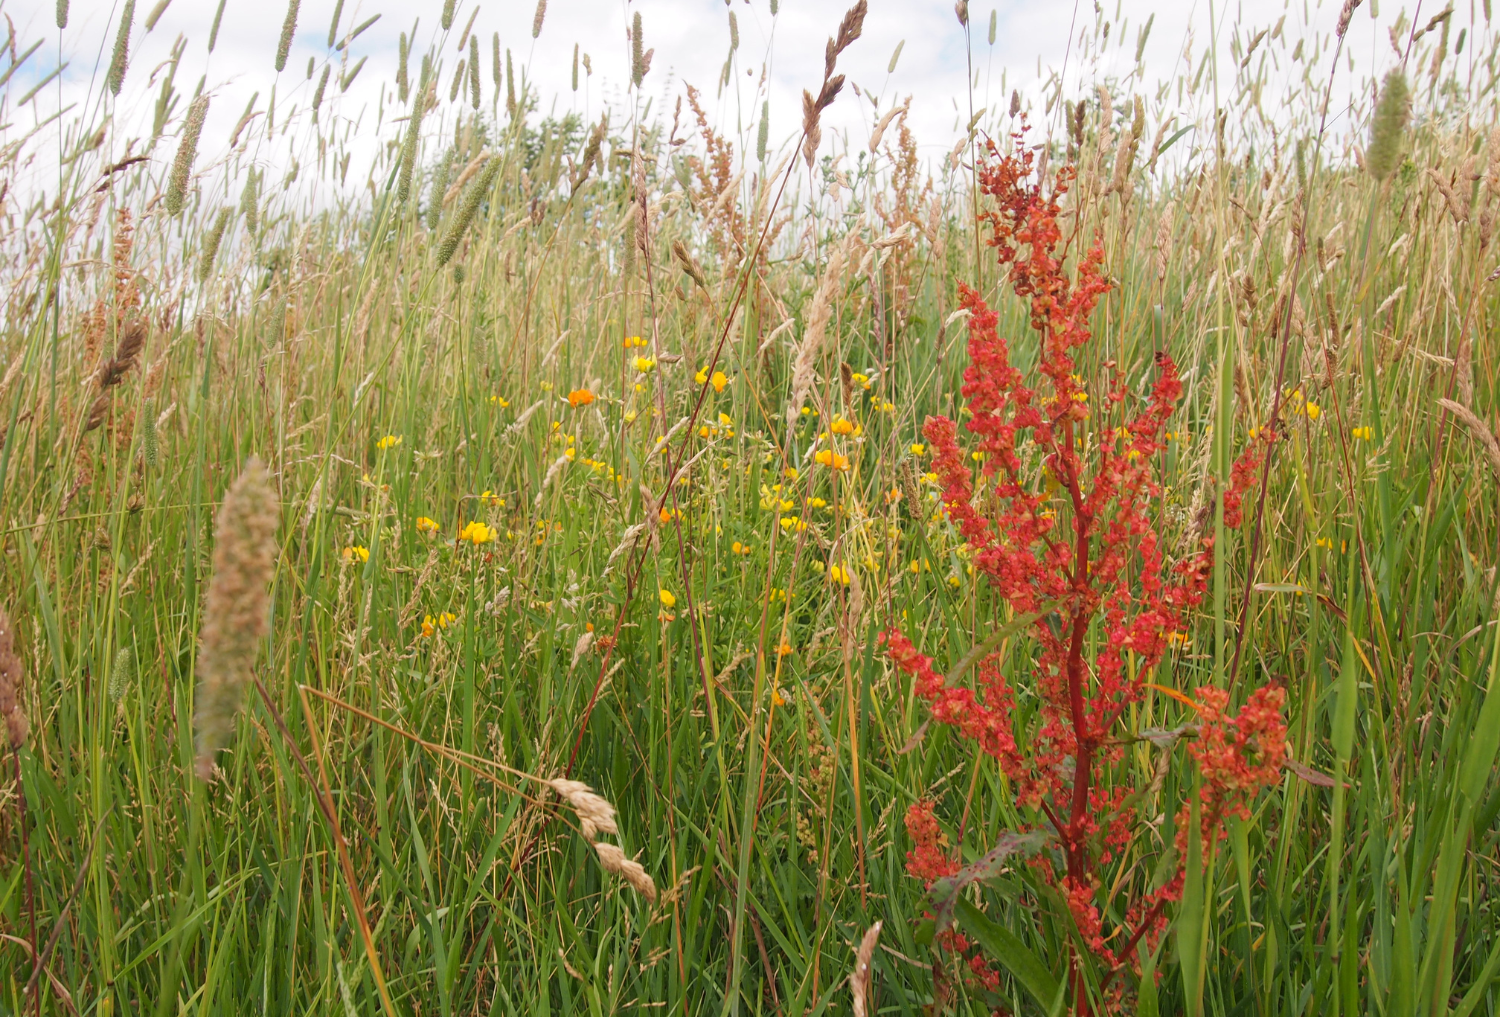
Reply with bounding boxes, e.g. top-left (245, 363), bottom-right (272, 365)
top-left (436, 156), bottom-right (499, 266)
top-left (109, 645), bottom-right (136, 704)
top-left (441, 0), bottom-right (456, 31)
top-left (107, 0), bottom-right (136, 96)
top-left (165, 95), bottom-right (209, 217)
top-left (548, 778), bottom-right (619, 837)
top-left (193, 457), bottom-right (280, 780)
top-left (275, 0), bottom-right (300, 73)
top-left (0, 606), bottom-right (27, 750)
top-left (1367, 70), bottom-right (1410, 182)
top-left (470, 35), bottom-right (482, 107)
top-left (593, 842), bottom-right (657, 902)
